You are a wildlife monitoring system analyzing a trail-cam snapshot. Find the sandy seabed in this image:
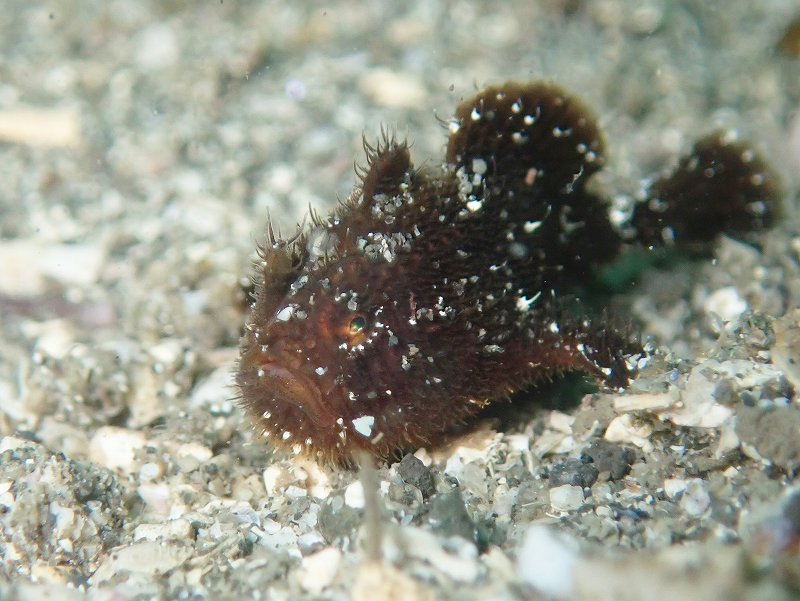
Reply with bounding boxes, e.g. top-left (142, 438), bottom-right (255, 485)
top-left (1, 2), bottom-right (800, 599)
